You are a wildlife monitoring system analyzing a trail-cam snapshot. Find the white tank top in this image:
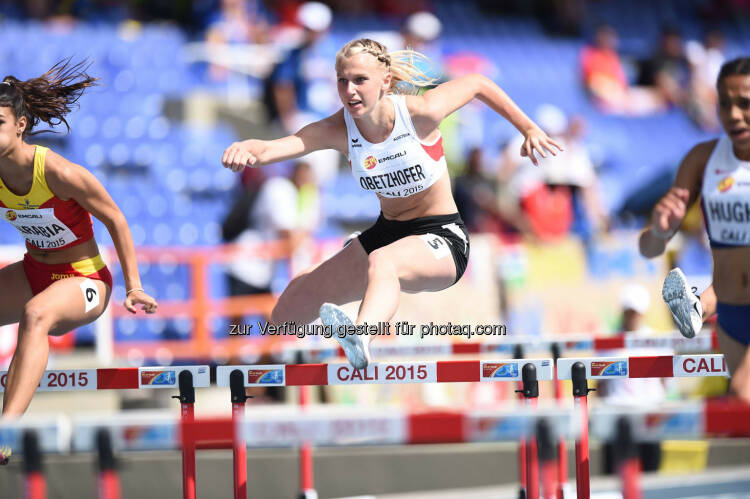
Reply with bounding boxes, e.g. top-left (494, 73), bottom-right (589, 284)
top-left (701, 135), bottom-right (750, 248)
top-left (344, 94), bottom-right (447, 199)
